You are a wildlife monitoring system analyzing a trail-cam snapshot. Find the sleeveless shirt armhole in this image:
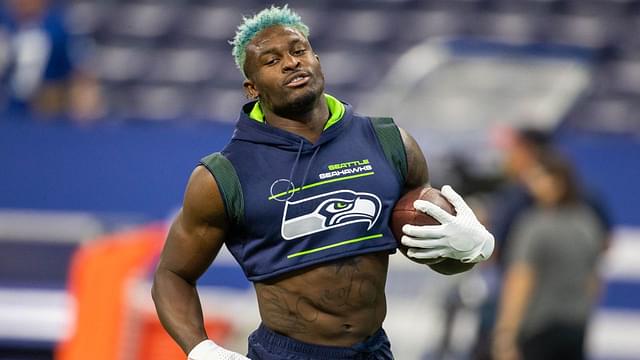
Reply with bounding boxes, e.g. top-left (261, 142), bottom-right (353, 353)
top-left (369, 117), bottom-right (408, 185)
top-left (199, 152), bottom-right (245, 226)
